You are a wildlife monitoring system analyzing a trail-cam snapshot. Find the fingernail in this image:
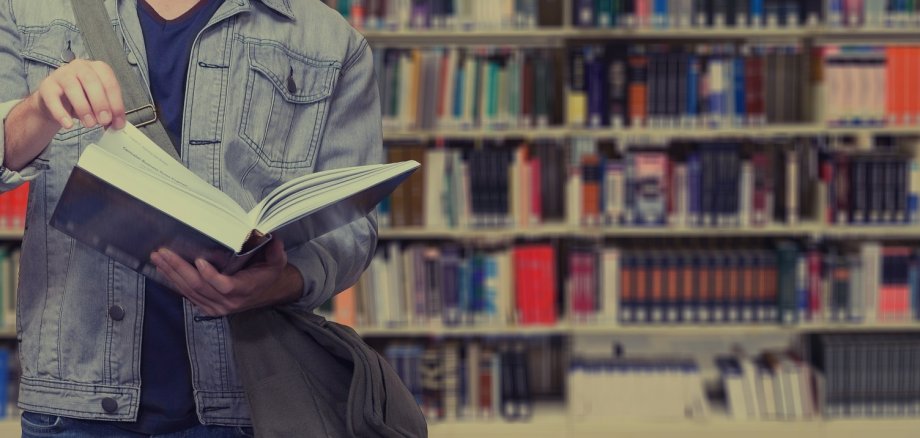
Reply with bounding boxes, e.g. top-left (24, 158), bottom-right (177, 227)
top-left (59, 117), bottom-right (73, 129)
top-left (114, 116), bottom-right (125, 129)
top-left (195, 259), bottom-right (205, 270)
top-left (82, 115), bottom-right (96, 127)
top-left (98, 110), bottom-right (111, 124)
